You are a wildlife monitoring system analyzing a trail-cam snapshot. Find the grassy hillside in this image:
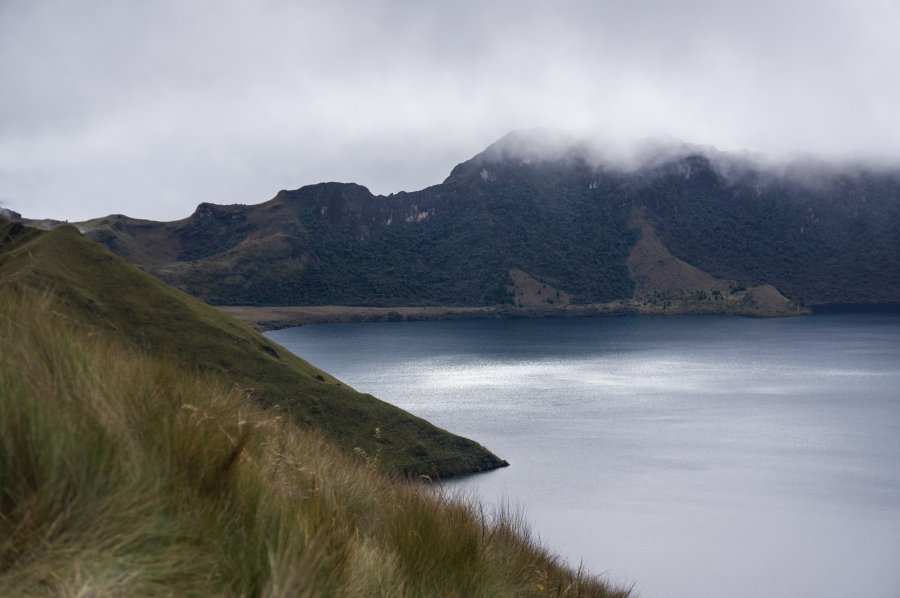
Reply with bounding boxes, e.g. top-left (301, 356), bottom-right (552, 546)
top-left (0, 219), bottom-right (506, 477)
top-left (625, 215), bottom-right (807, 317)
top-left (0, 290), bottom-right (629, 597)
